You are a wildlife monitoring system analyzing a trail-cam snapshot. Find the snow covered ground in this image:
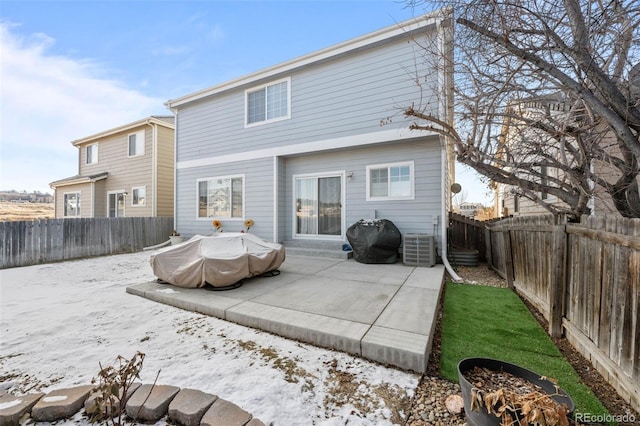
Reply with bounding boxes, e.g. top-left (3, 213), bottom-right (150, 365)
top-left (0, 250), bottom-right (419, 425)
